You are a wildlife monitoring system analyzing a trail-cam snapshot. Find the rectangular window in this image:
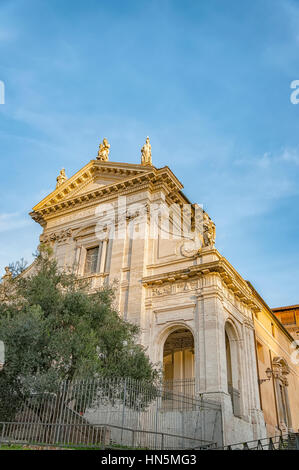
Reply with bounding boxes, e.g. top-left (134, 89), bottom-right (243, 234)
top-left (84, 246), bottom-right (99, 275)
top-left (271, 322), bottom-right (275, 337)
top-left (257, 342), bottom-right (265, 363)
